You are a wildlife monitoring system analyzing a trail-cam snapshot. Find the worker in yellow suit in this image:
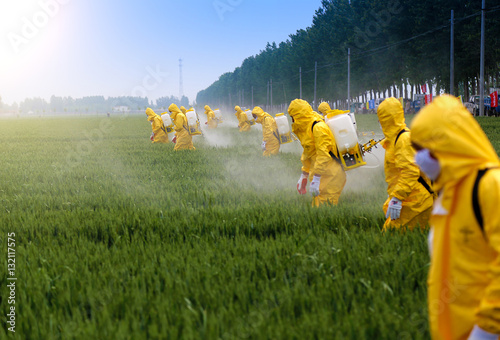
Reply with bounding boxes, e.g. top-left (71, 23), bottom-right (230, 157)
top-left (287, 99), bottom-right (346, 206)
top-left (377, 97), bottom-right (434, 230)
top-left (204, 105), bottom-right (218, 129)
top-left (318, 102), bottom-right (332, 117)
top-left (411, 95), bottom-right (500, 340)
top-left (145, 107), bottom-right (169, 143)
top-left (235, 105), bottom-right (251, 132)
top-left (318, 101), bottom-right (350, 118)
top-left (252, 106), bottom-right (280, 157)
top-left (169, 103), bottom-right (195, 151)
